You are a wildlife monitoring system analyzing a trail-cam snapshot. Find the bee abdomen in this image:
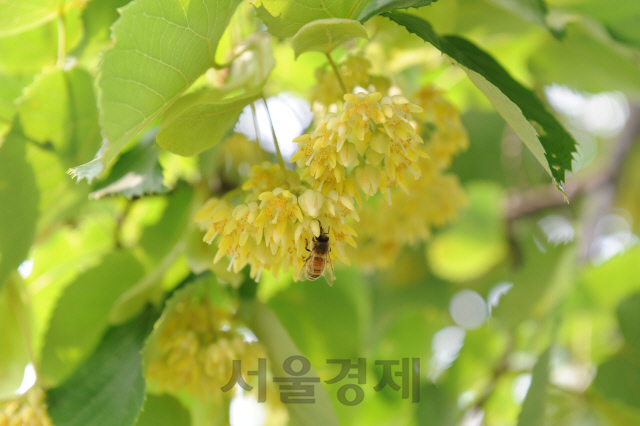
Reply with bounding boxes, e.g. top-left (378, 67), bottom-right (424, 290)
top-left (305, 258), bottom-right (325, 280)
